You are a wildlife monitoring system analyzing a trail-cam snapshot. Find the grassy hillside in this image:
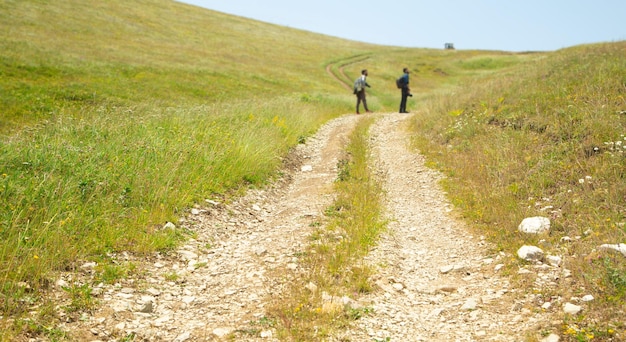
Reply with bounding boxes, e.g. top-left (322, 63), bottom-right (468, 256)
top-left (0, 0), bottom-right (378, 135)
top-left (411, 41), bottom-right (626, 340)
top-left (0, 0), bottom-right (560, 339)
